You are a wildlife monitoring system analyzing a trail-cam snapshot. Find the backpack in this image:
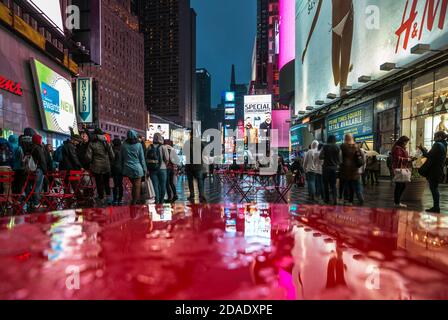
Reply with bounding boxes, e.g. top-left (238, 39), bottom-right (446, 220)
top-left (24, 154), bottom-right (37, 173)
top-left (146, 145), bottom-right (162, 171)
top-left (0, 143), bottom-right (12, 166)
